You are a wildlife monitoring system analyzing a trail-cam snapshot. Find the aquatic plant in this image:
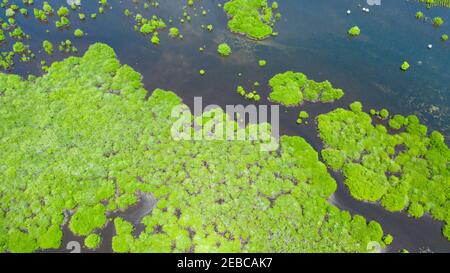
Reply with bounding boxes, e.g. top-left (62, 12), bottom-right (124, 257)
top-left (433, 17), bottom-right (444, 26)
top-left (415, 11), bottom-right (424, 19)
top-left (318, 102), bottom-right (450, 240)
top-left (85, 234), bottom-right (102, 249)
top-left (258, 59), bottom-right (267, 67)
top-left (57, 6), bottom-right (70, 17)
top-left (151, 32), bottom-right (160, 45)
top-left (441, 34), bottom-right (448, 41)
top-left (417, 0), bottom-right (450, 8)
top-left (69, 204), bottom-right (107, 236)
top-left (42, 40), bottom-right (53, 55)
top-left (217, 43), bottom-right (232, 56)
top-left (348, 26), bottom-right (360, 36)
top-left (0, 51), bottom-right (14, 70)
top-left (74, 28), bottom-right (84, 38)
top-left (379, 109), bottom-right (389, 120)
top-left (55, 16), bottom-right (70, 28)
top-left (223, 0), bottom-right (280, 40)
top-left (236, 85), bottom-right (260, 101)
top-left (12, 41), bottom-right (25, 53)
top-left (400, 61), bottom-right (410, 71)
top-left (0, 44), bottom-right (386, 252)
top-left (383, 234), bottom-right (393, 245)
top-left (268, 71), bottom-right (344, 106)
top-left (297, 111), bottom-right (309, 124)
top-left (42, 2), bottom-right (53, 15)
top-left (168, 27), bottom-right (179, 38)
top-left (0, 29), bottom-right (5, 42)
